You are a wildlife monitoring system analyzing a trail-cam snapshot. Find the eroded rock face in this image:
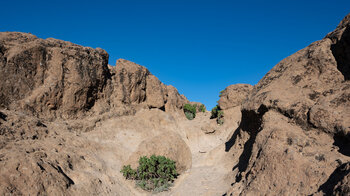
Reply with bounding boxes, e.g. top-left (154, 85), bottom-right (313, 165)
top-left (99, 59), bottom-right (188, 113)
top-left (0, 32), bottom-right (190, 195)
top-left (0, 32), bottom-right (110, 119)
top-left (318, 162), bottom-right (350, 196)
top-left (225, 14), bottom-right (350, 195)
top-left (0, 33), bottom-right (188, 119)
top-left (218, 84), bottom-right (253, 110)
